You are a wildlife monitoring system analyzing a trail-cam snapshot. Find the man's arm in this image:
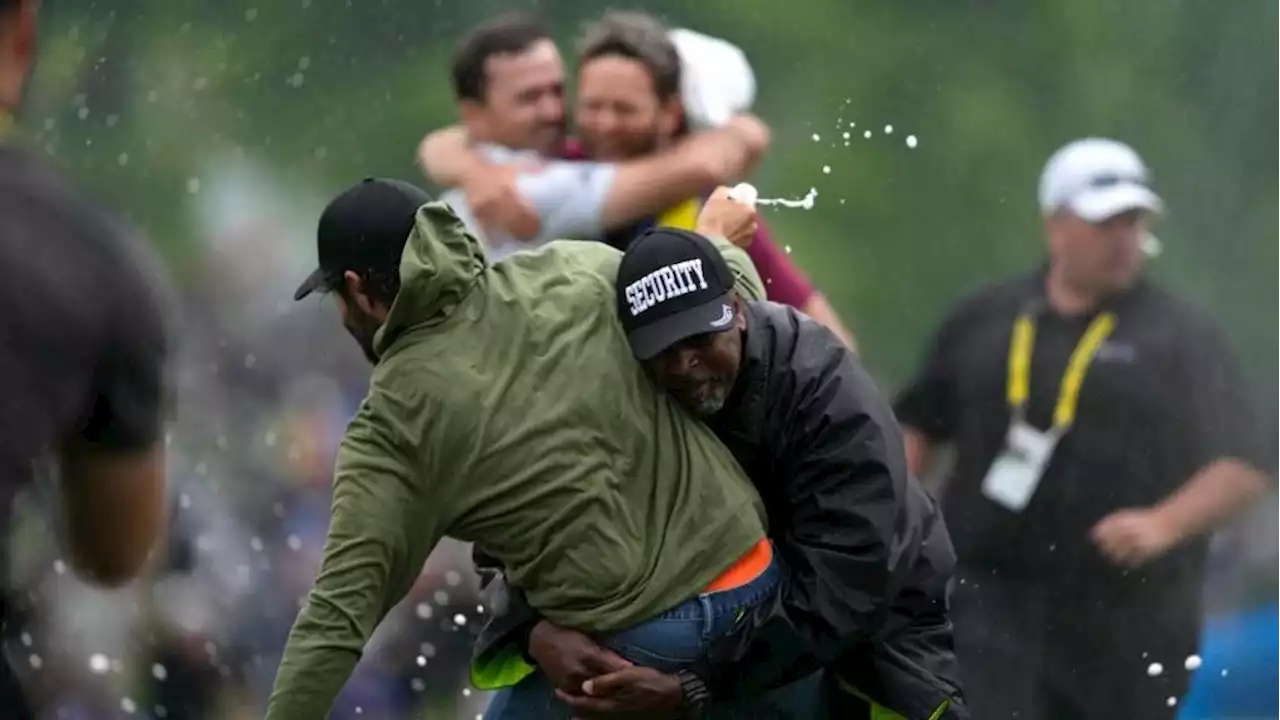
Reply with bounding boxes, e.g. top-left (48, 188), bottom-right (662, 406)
top-left (696, 349), bottom-right (909, 699)
top-left (564, 343), bottom-right (917, 715)
top-left (1093, 315), bottom-right (1271, 566)
top-left (418, 117), bottom-right (770, 244)
top-left (417, 126), bottom-right (483, 187)
top-left (60, 246), bottom-right (171, 587)
top-left (266, 388), bottom-right (441, 719)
